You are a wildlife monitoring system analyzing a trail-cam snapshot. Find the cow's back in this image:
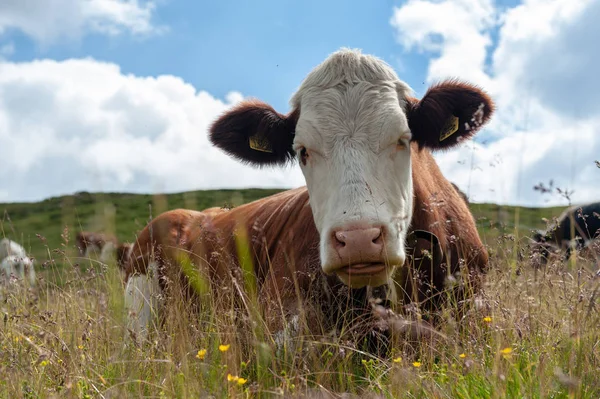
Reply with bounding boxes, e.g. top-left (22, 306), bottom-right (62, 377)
top-left (550, 202), bottom-right (600, 246)
top-left (0, 239), bottom-right (27, 261)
